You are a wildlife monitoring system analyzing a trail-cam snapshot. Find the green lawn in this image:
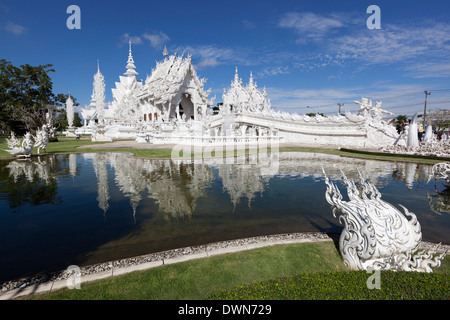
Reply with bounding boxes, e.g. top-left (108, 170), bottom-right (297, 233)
top-left (0, 137), bottom-right (174, 159)
top-left (209, 269), bottom-right (450, 300)
top-left (1, 137), bottom-right (447, 164)
top-left (279, 147), bottom-right (448, 164)
top-left (20, 242), bottom-right (450, 300)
